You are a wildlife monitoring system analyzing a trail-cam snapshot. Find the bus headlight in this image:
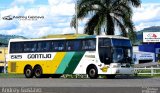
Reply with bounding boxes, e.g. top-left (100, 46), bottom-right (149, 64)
top-left (112, 65), bottom-right (119, 68)
top-left (110, 63), bottom-right (120, 68)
